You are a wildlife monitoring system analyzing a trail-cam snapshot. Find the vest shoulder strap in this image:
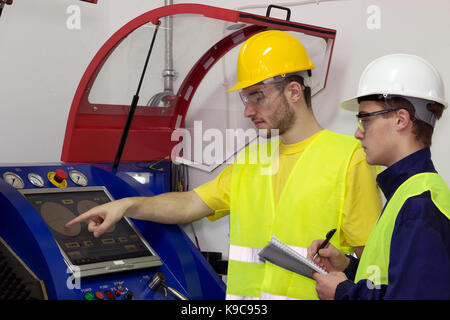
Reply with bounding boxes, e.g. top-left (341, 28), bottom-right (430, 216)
top-left (391, 172), bottom-right (450, 220)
